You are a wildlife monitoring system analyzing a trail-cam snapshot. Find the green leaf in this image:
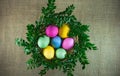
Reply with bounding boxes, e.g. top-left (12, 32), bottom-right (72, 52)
top-left (15, 38), bottom-right (28, 47)
top-left (42, 0), bottom-right (56, 16)
top-left (39, 67), bottom-right (49, 76)
top-left (67, 72), bottom-right (74, 76)
top-left (80, 25), bottom-right (90, 32)
top-left (82, 64), bottom-right (86, 70)
top-left (58, 4), bottom-right (75, 16)
top-left (26, 58), bottom-right (36, 69)
top-left (24, 48), bottom-right (31, 55)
